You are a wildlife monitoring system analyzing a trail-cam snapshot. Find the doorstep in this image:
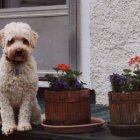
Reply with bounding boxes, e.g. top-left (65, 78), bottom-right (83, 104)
top-left (1, 105), bottom-right (140, 140)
